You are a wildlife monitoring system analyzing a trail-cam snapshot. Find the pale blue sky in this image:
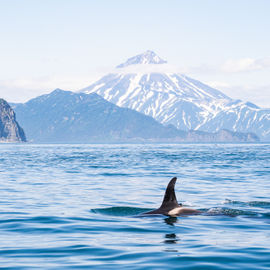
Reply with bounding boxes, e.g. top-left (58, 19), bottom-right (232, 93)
top-left (0, 0), bottom-right (269, 107)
